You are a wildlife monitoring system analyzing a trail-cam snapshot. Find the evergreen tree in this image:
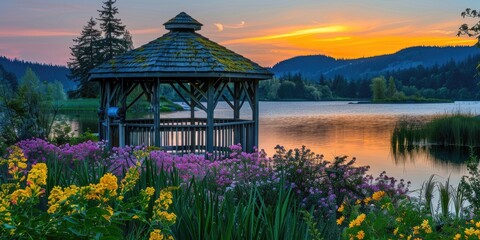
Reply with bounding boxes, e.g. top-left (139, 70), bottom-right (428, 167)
top-left (370, 76), bottom-right (387, 101)
top-left (97, 0), bottom-right (132, 61)
top-left (68, 18), bottom-right (102, 98)
top-left (387, 76), bottom-right (397, 98)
